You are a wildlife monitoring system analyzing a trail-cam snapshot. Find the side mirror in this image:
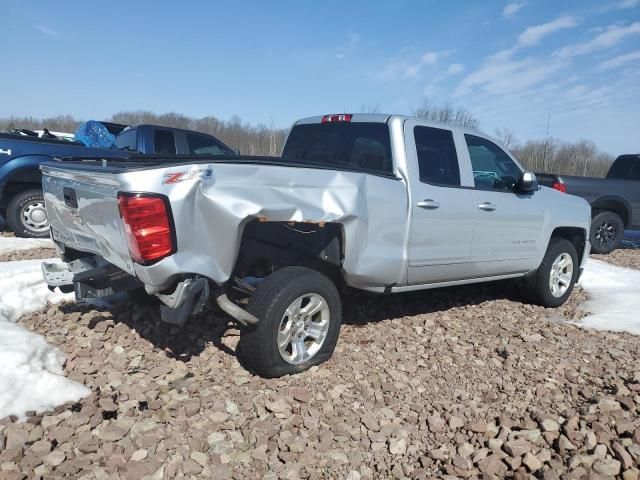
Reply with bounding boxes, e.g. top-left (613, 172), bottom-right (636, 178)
top-left (518, 172), bottom-right (539, 193)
